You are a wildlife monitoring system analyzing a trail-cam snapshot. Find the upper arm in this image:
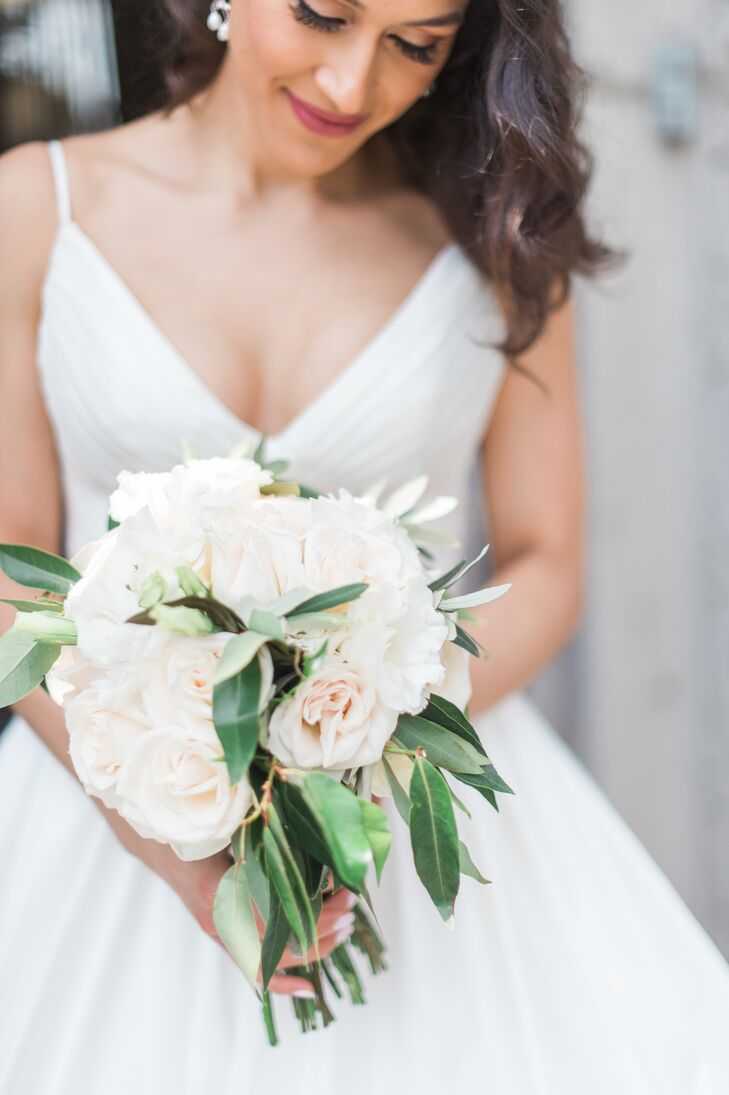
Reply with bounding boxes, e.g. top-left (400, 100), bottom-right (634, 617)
top-left (0, 141), bottom-right (63, 554)
top-left (480, 290), bottom-right (586, 606)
